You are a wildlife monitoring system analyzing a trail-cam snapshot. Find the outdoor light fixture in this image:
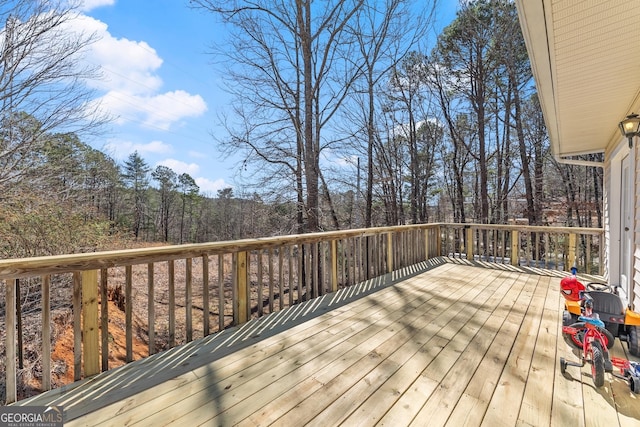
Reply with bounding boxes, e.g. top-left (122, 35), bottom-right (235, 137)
top-left (619, 113), bottom-right (640, 148)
